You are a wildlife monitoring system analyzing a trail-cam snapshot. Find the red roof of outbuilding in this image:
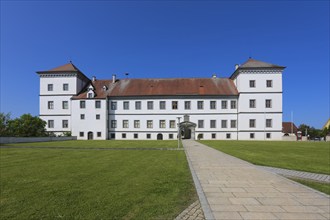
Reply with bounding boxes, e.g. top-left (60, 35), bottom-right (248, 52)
top-left (282, 122), bottom-right (298, 134)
